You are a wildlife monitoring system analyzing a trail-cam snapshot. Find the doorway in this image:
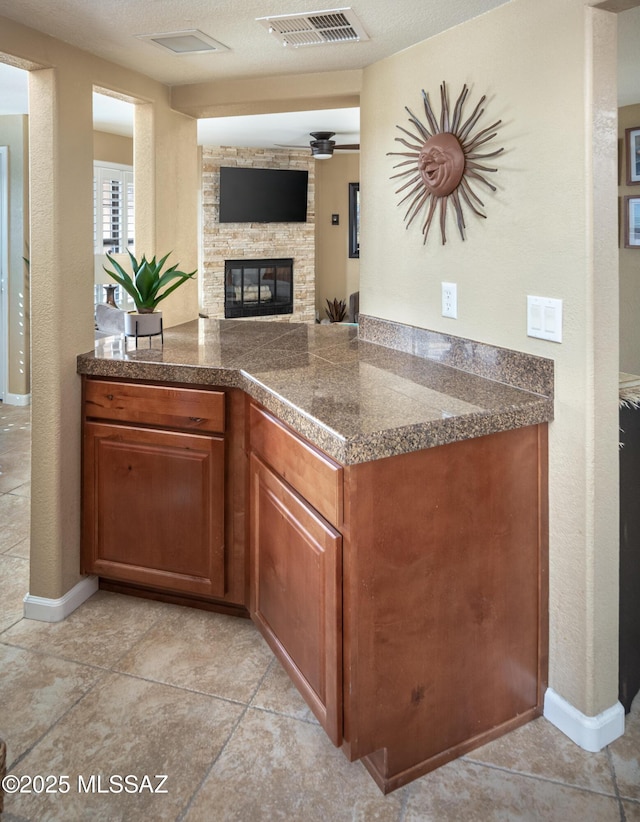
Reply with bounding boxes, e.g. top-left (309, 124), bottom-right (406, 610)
top-left (0, 145), bottom-right (7, 401)
top-left (0, 61), bottom-right (30, 406)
